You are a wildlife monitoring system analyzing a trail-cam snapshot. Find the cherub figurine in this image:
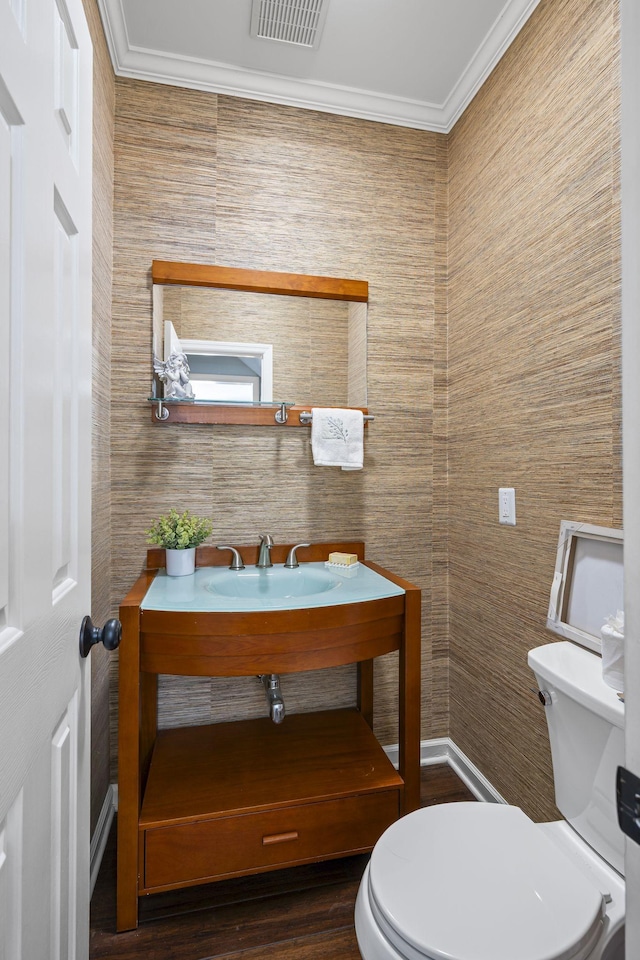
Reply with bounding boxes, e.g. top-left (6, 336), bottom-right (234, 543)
top-left (153, 351), bottom-right (195, 400)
